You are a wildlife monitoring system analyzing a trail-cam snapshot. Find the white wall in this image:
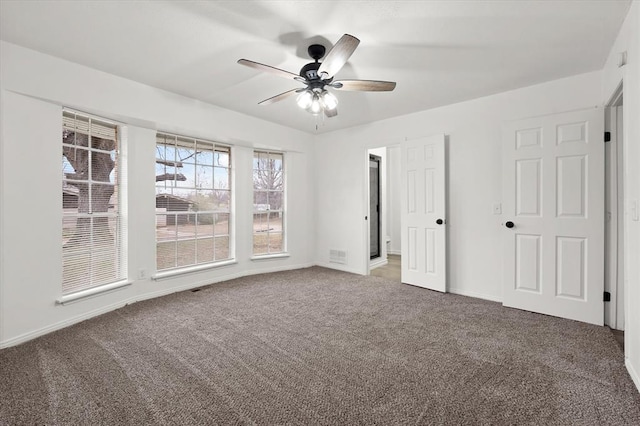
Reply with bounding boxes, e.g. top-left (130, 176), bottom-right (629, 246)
top-left (0, 42), bottom-right (316, 347)
top-left (315, 71), bottom-right (603, 301)
top-left (386, 146), bottom-right (401, 255)
top-left (601, 0), bottom-right (640, 392)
